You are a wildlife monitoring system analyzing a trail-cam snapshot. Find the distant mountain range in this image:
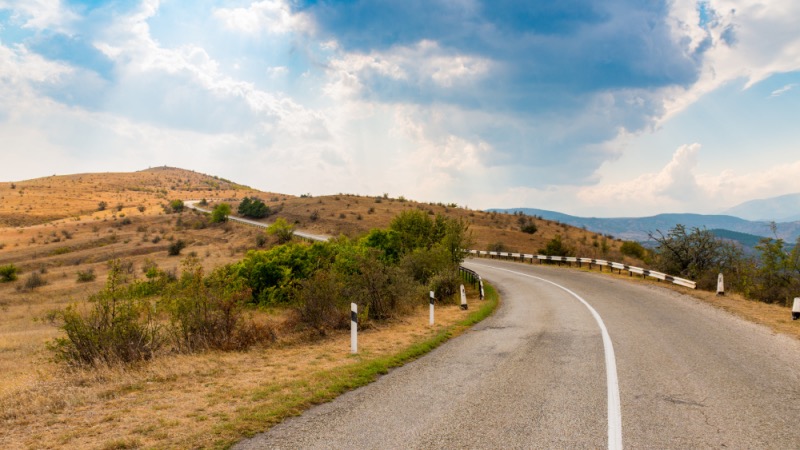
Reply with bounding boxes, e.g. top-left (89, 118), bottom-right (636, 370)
top-left (491, 209), bottom-right (800, 246)
top-left (492, 192), bottom-right (800, 247)
top-left (722, 193), bottom-right (800, 222)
